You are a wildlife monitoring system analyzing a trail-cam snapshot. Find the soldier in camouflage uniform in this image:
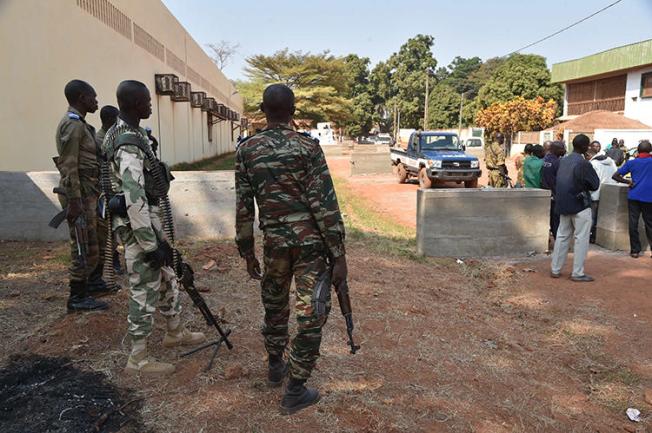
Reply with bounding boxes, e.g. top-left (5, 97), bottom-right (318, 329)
top-left (54, 80), bottom-right (108, 312)
top-left (236, 84), bottom-right (348, 415)
top-left (485, 132), bottom-right (509, 188)
top-left (103, 80), bottom-right (205, 377)
top-left (95, 105), bottom-right (123, 276)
